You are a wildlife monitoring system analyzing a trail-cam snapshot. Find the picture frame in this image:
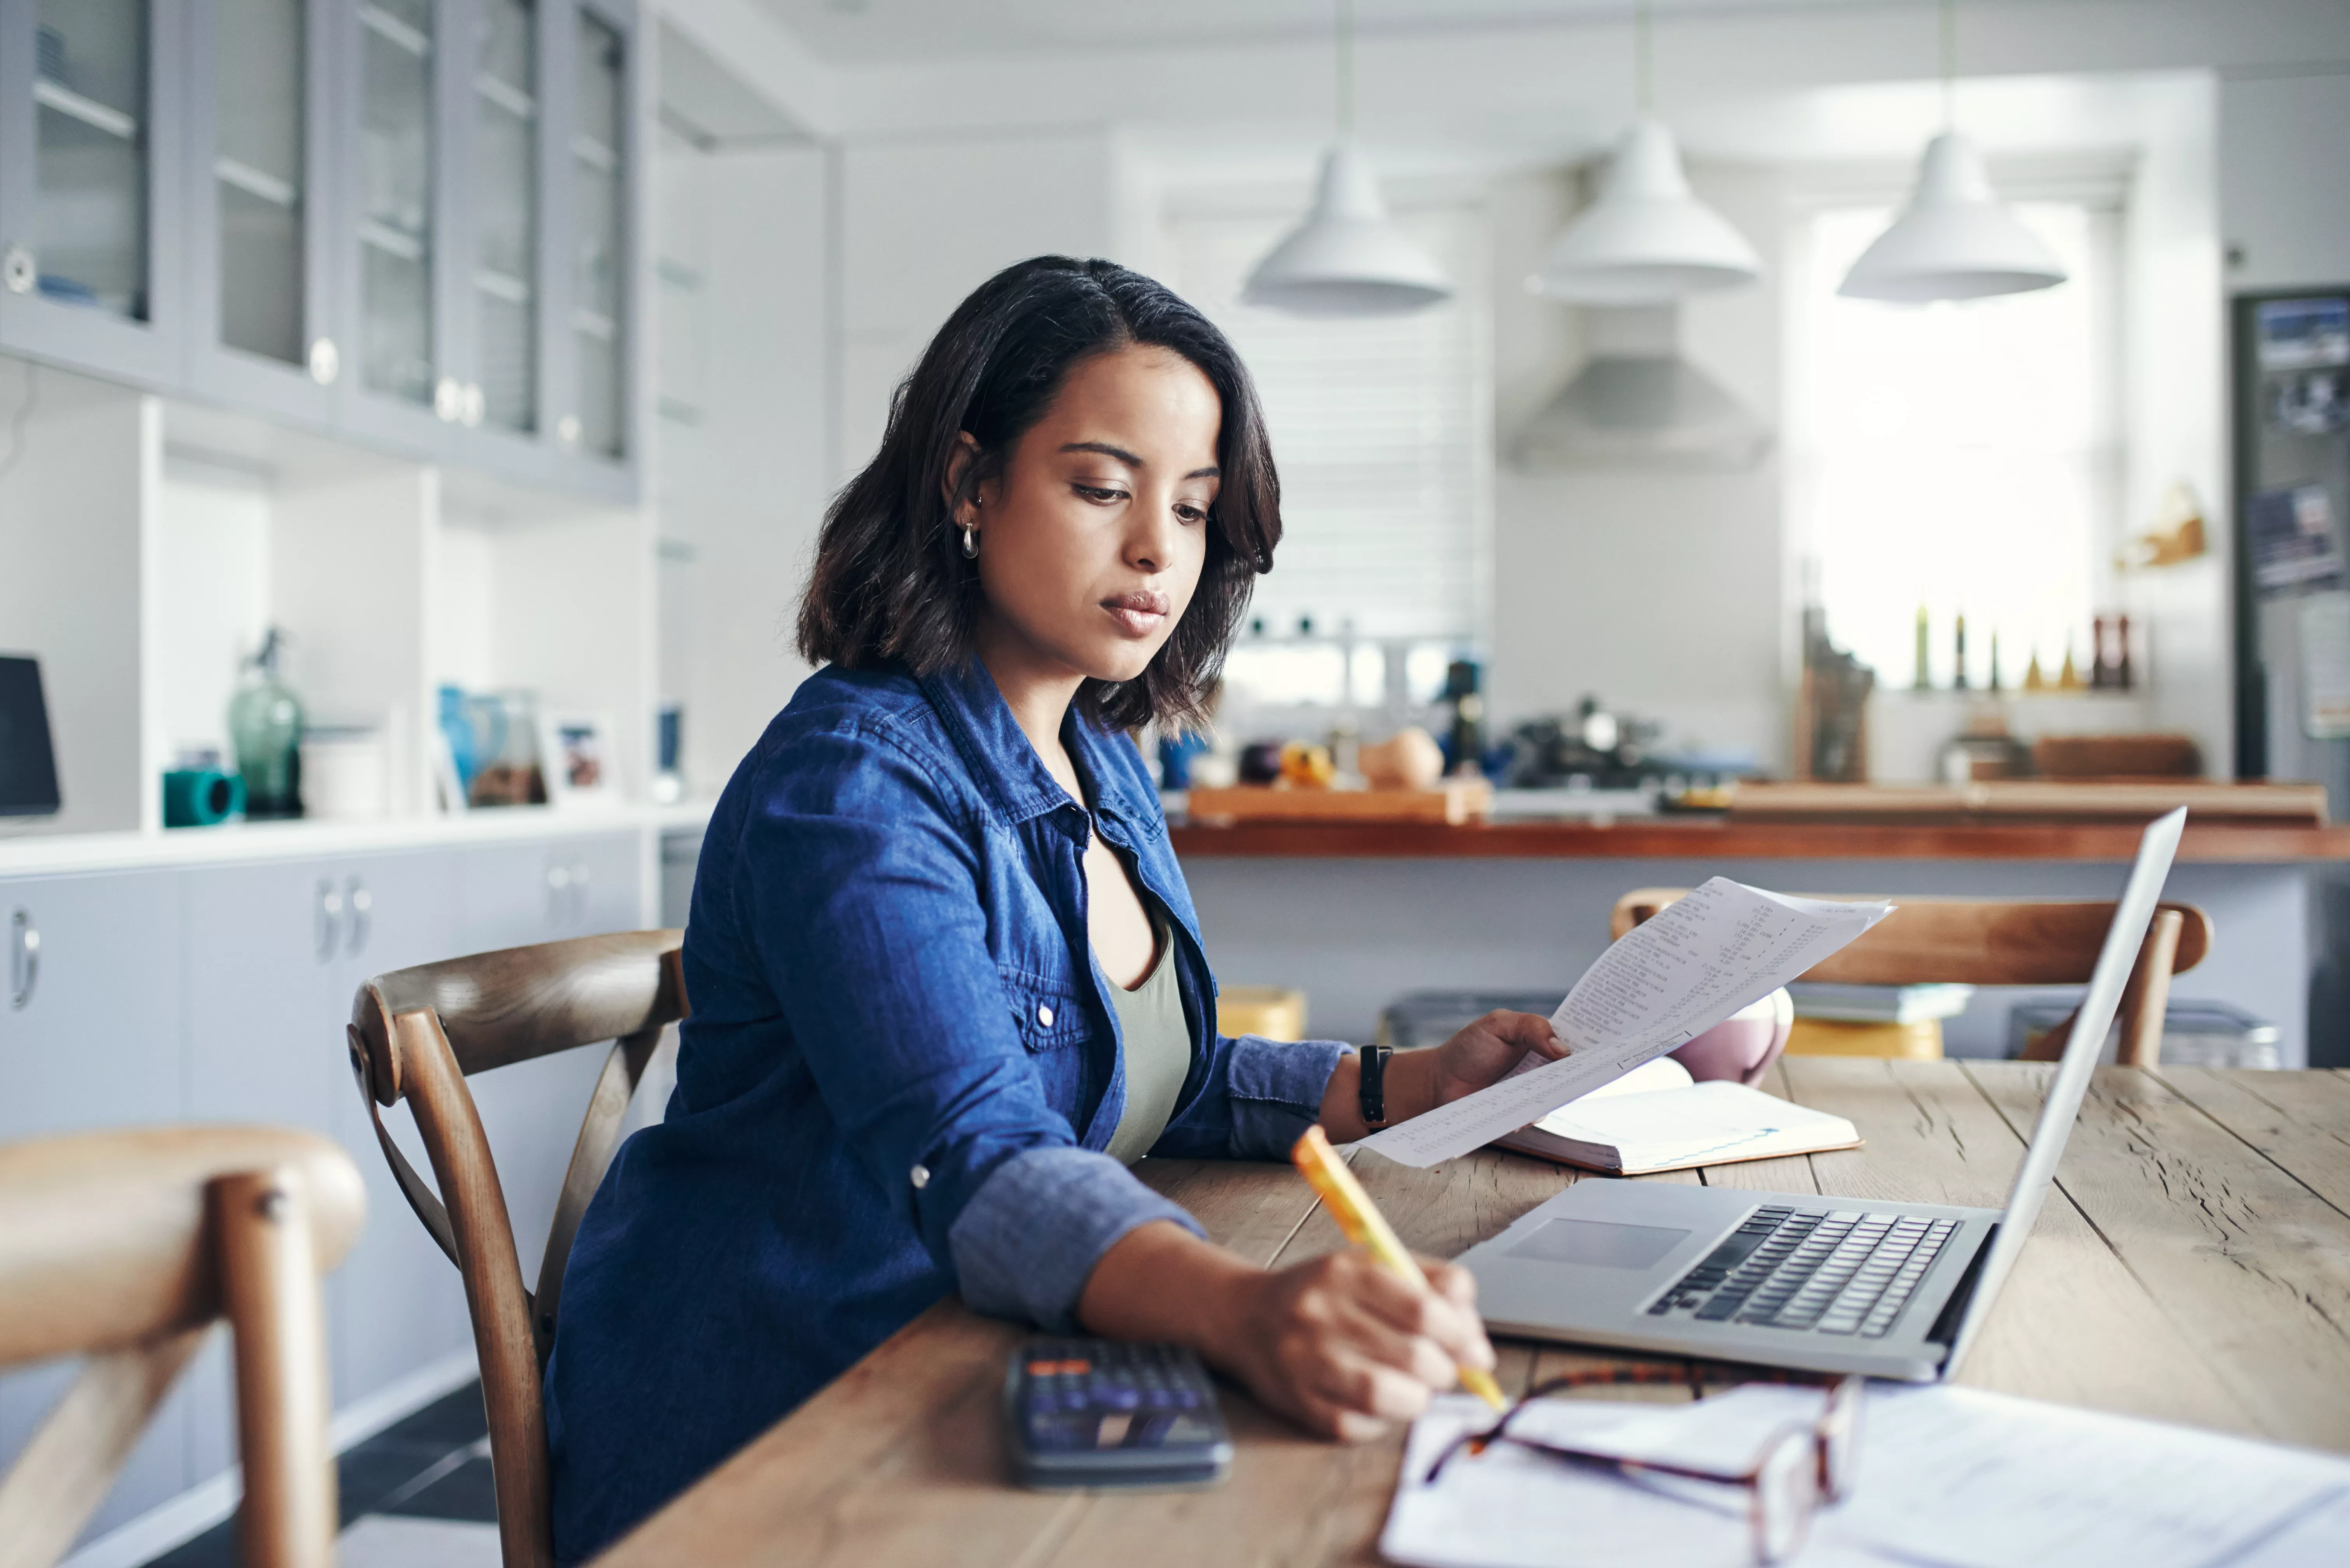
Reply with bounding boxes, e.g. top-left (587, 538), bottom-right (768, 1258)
top-left (537, 711), bottom-right (620, 810)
